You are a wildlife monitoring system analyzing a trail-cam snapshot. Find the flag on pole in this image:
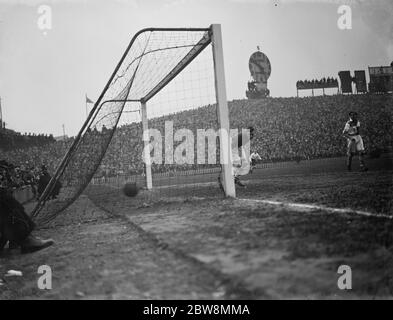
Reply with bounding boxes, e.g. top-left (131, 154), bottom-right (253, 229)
top-left (85, 94), bottom-right (94, 119)
top-left (86, 95), bottom-right (94, 104)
